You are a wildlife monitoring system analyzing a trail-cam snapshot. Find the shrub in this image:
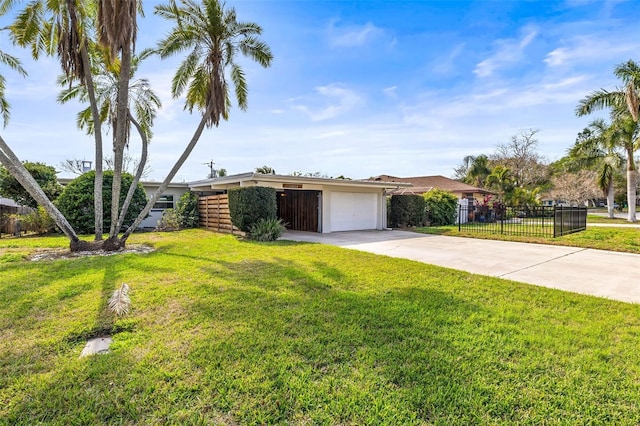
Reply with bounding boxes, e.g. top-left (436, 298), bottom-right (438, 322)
top-left (19, 206), bottom-right (56, 234)
top-left (176, 191), bottom-right (200, 228)
top-left (423, 189), bottom-right (458, 226)
top-left (56, 171), bottom-right (148, 234)
top-left (248, 217), bottom-right (286, 241)
top-left (156, 209), bottom-right (180, 231)
top-left (228, 187), bottom-right (277, 232)
top-left (388, 195), bottom-right (425, 227)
